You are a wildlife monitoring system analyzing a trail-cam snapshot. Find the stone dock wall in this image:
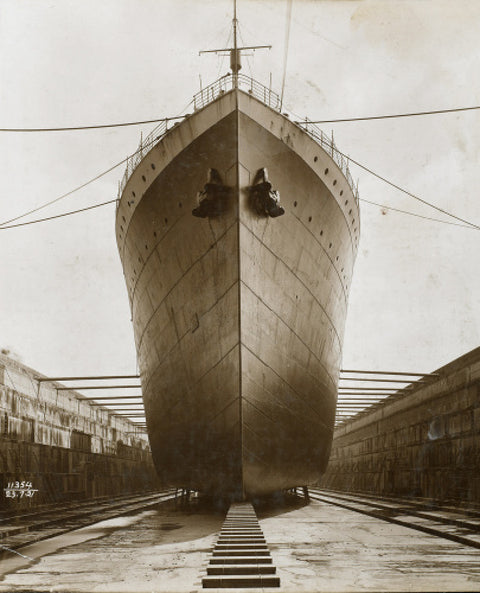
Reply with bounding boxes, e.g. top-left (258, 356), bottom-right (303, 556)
top-left (322, 347), bottom-right (480, 504)
top-left (0, 354), bottom-right (160, 510)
